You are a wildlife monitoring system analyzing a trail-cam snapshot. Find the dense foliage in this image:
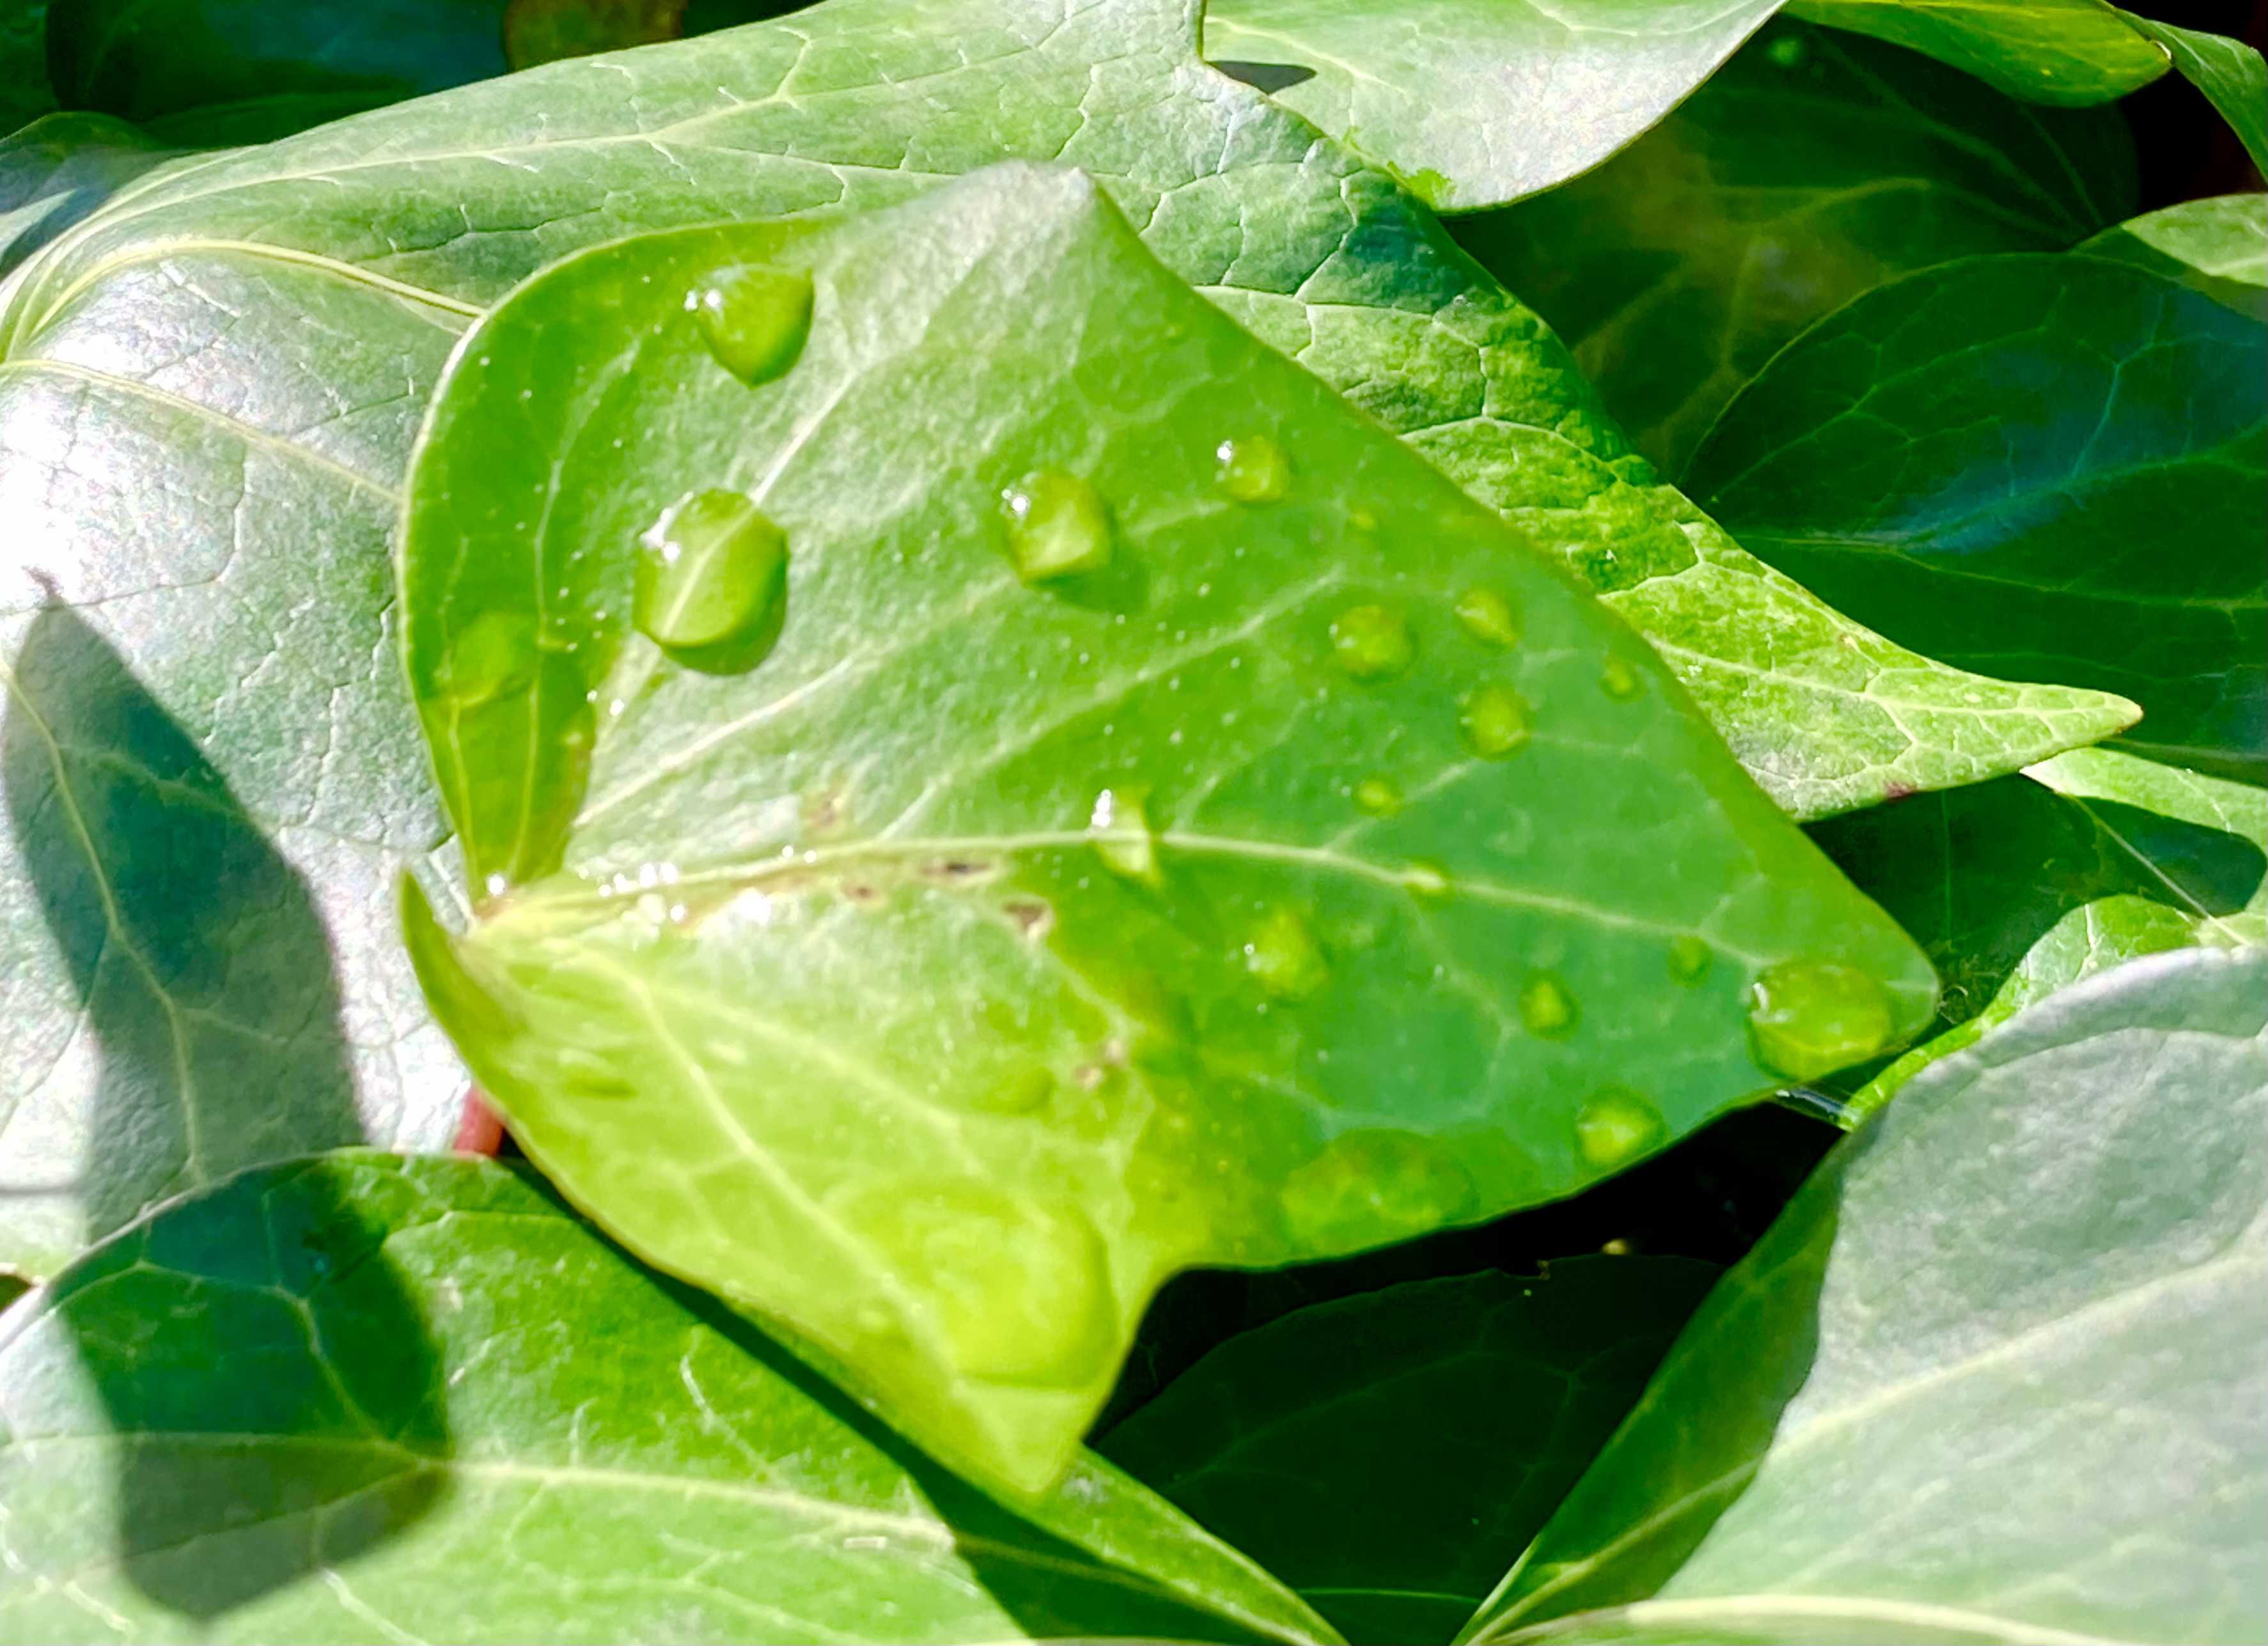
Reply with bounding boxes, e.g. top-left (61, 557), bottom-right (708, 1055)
top-left (0, 1), bottom-right (2262, 1642)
